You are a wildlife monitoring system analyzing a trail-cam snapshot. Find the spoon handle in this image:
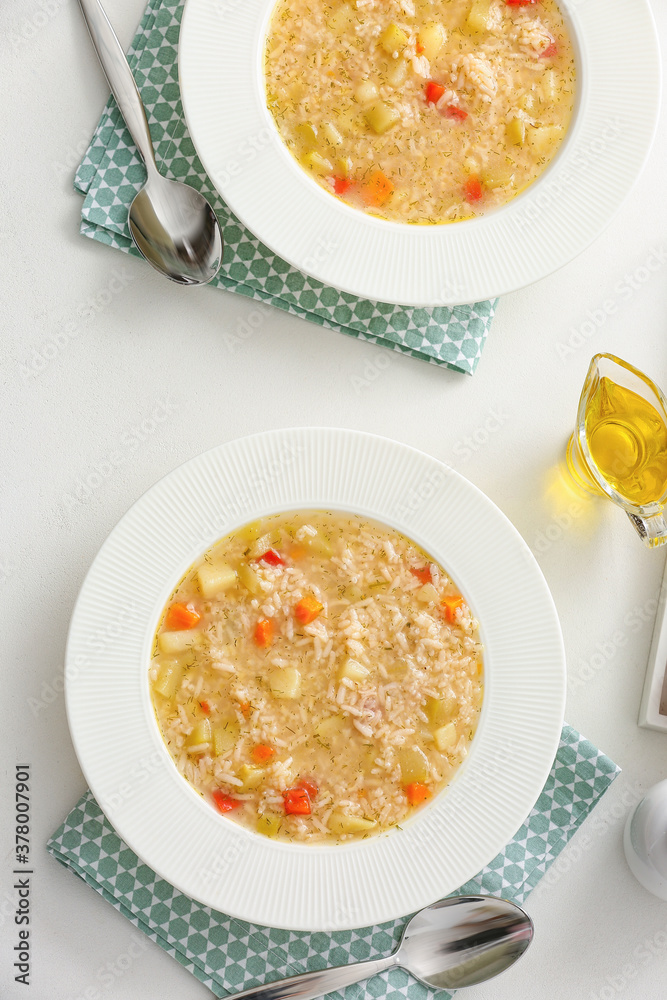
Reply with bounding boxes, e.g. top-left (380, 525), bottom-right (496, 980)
top-left (227, 954), bottom-right (397, 1000)
top-left (77, 0), bottom-right (158, 171)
